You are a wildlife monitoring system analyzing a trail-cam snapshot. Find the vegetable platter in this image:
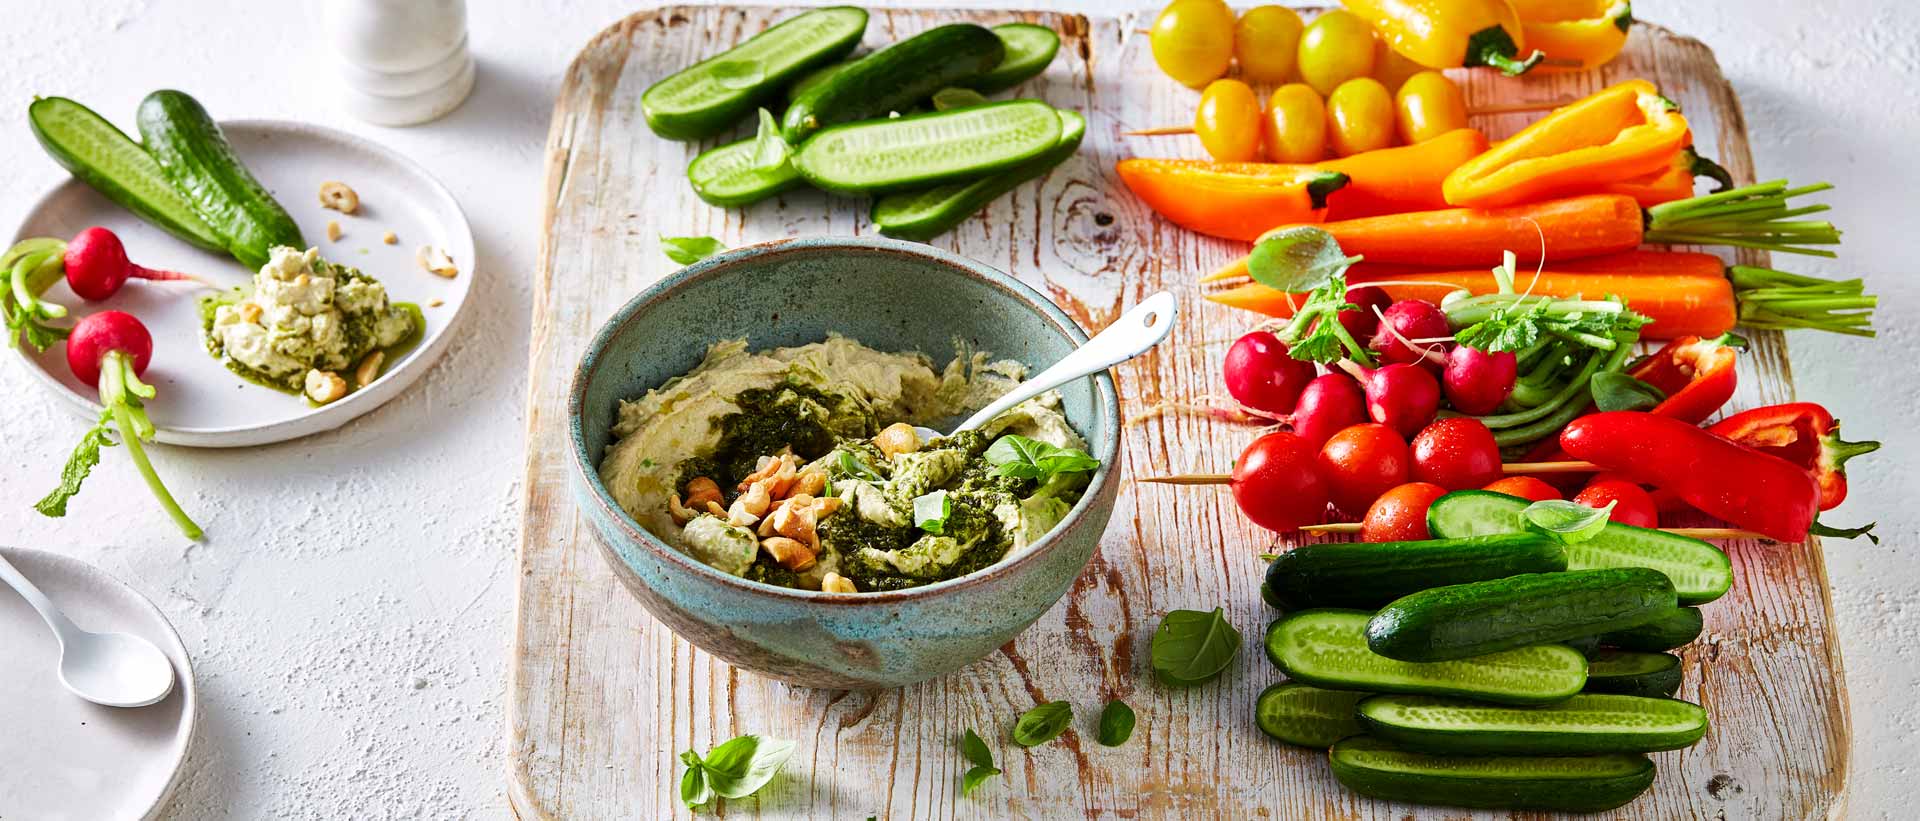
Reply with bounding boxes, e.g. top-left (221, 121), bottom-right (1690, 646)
top-left (511, 5), bottom-right (1846, 819)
